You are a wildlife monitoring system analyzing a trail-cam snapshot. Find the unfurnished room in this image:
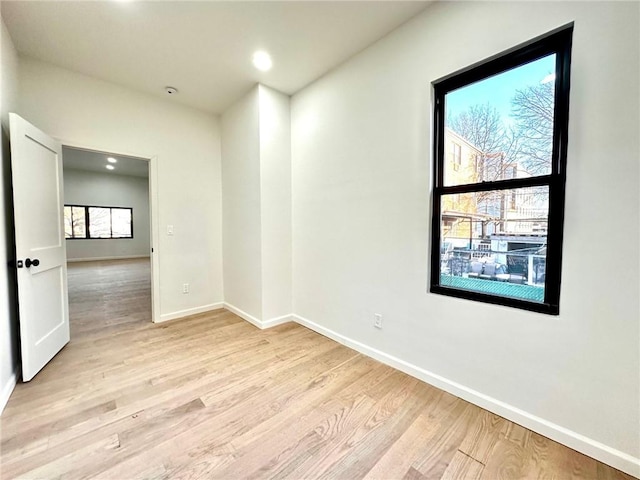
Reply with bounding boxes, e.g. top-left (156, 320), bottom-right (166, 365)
top-left (0, 1), bottom-right (638, 479)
